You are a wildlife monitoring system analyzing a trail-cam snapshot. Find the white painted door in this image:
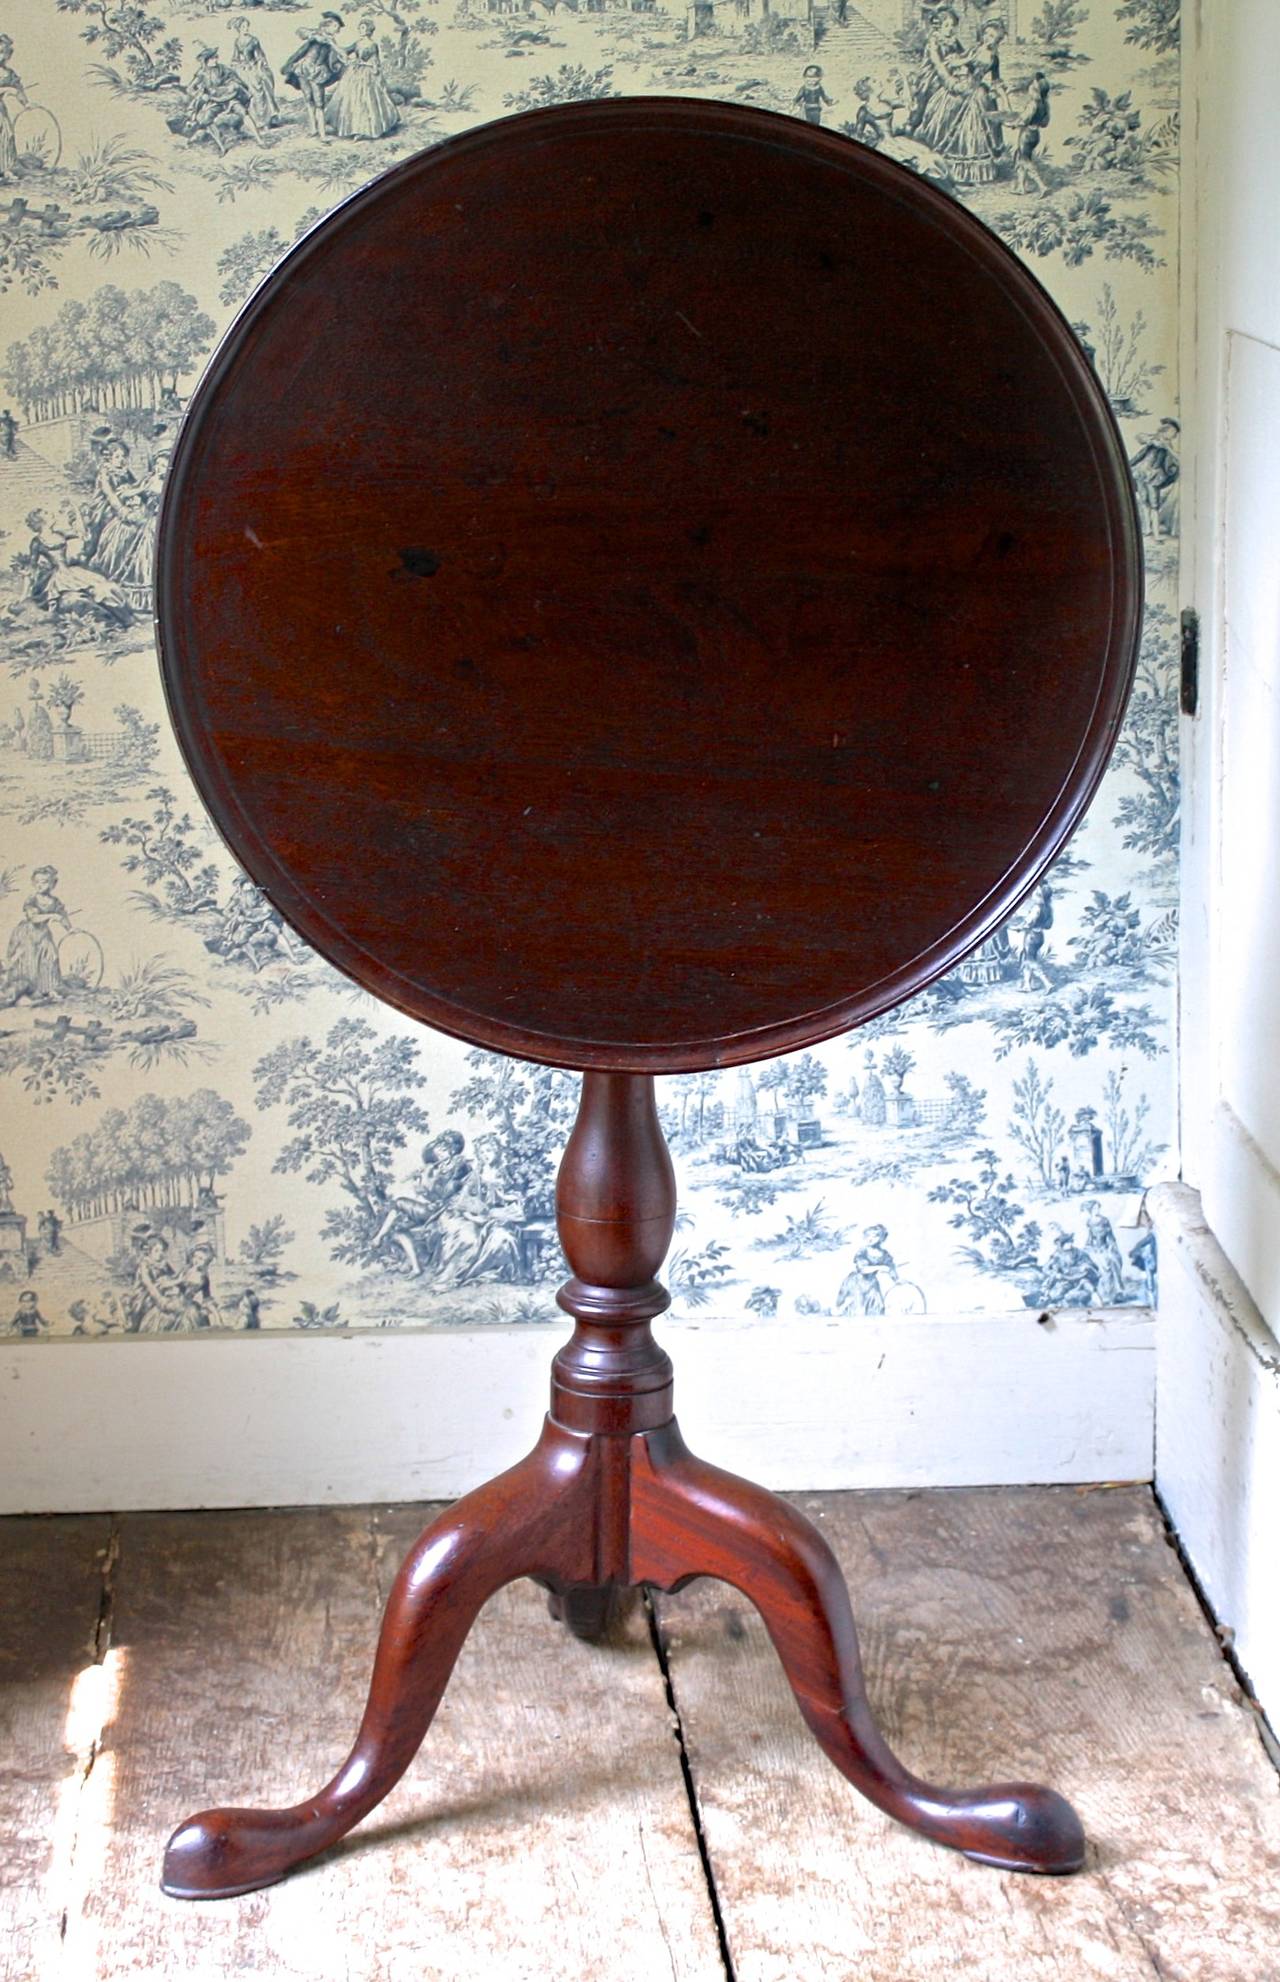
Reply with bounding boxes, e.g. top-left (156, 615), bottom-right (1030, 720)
top-left (1181, 0), bottom-right (1280, 1327)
